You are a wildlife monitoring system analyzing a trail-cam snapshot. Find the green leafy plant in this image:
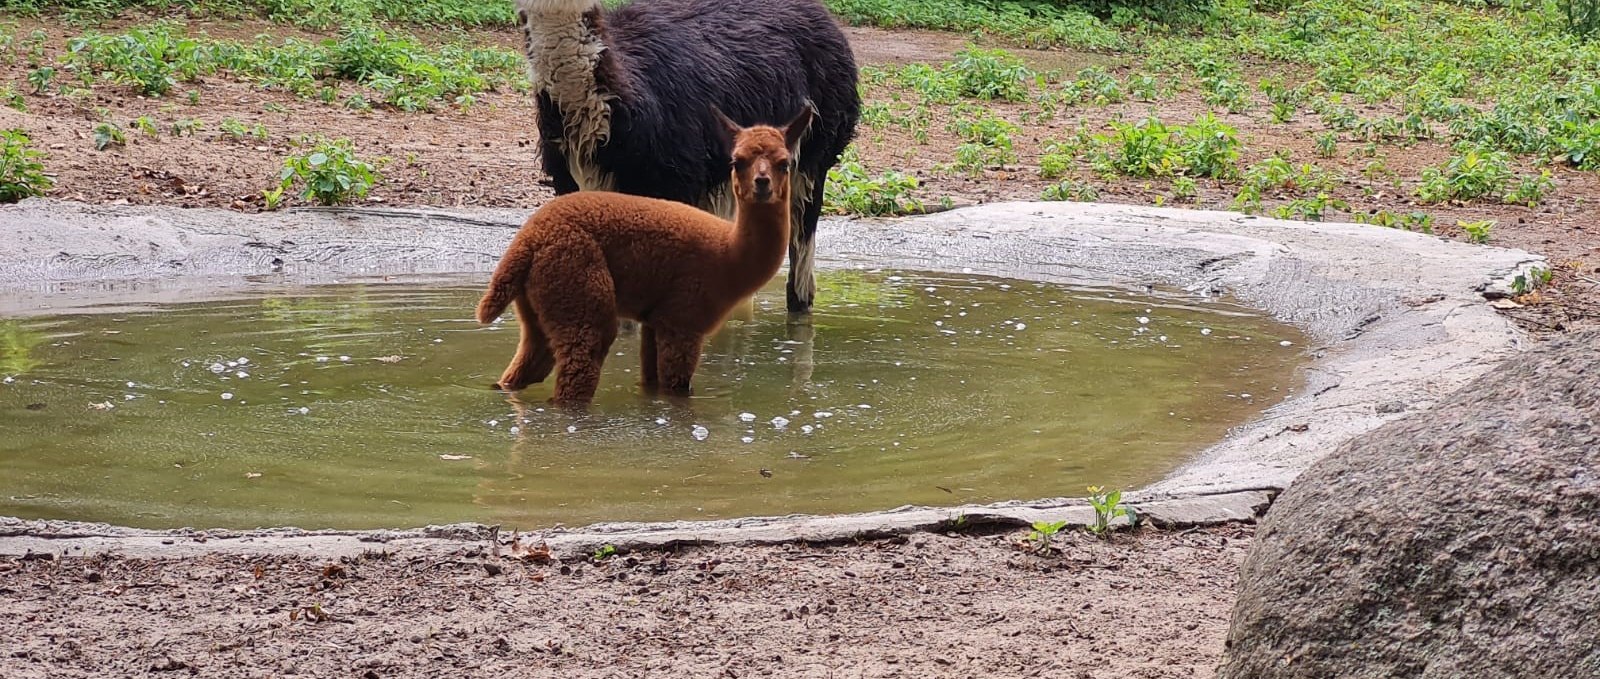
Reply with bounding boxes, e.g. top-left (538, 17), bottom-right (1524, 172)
top-left (1417, 146), bottom-right (1514, 203)
top-left (1172, 175), bottom-right (1199, 201)
top-left (1504, 170), bottom-right (1554, 207)
top-left (1, 130), bottom-right (53, 203)
top-left (1086, 485), bottom-right (1133, 538)
top-left (92, 122), bottom-right (126, 151)
top-left (26, 66), bottom-right (53, 94)
top-left (277, 137), bottom-right (380, 206)
top-left (1458, 219), bottom-right (1494, 244)
top-left (1177, 113), bottom-right (1240, 179)
top-left (132, 115), bottom-right (160, 137)
top-left (1511, 265), bottom-right (1555, 295)
top-left (220, 117), bottom-right (269, 142)
top-left (1094, 117), bottom-right (1179, 178)
top-left (0, 86), bottom-right (24, 112)
top-left (170, 117), bottom-right (204, 136)
top-left (591, 544), bottom-right (617, 562)
top-left (1042, 178), bottom-right (1099, 202)
top-left (1025, 520), bottom-right (1069, 553)
top-left (1314, 132), bottom-right (1338, 158)
top-left (946, 46), bottom-right (1034, 102)
top-left (824, 147), bottom-right (922, 216)
top-left (1273, 192), bottom-right (1349, 221)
